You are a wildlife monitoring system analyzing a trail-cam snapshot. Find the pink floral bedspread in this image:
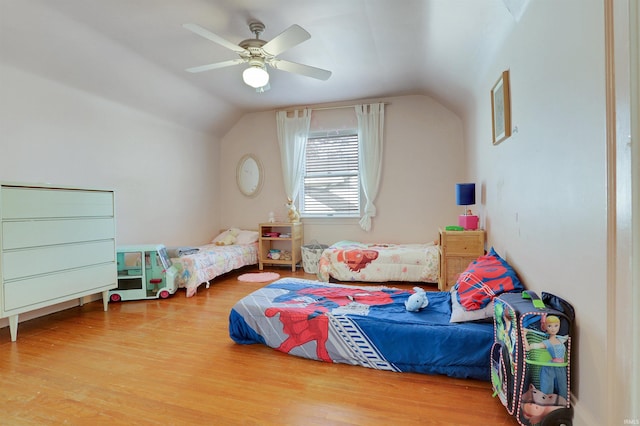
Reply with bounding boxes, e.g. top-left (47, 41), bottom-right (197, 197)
top-left (317, 240), bottom-right (439, 283)
top-left (171, 243), bottom-right (258, 297)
